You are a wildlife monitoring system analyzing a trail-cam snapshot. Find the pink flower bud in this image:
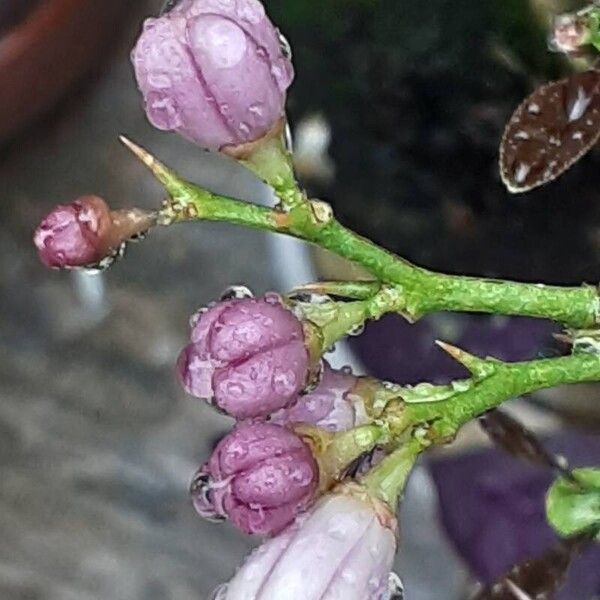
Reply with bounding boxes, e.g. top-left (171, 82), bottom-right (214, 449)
top-left (214, 485), bottom-right (398, 599)
top-left (131, 0), bottom-right (294, 150)
top-left (270, 362), bottom-right (370, 432)
top-left (191, 422), bottom-right (318, 536)
top-left (33, 196), bottom-right (112, 268)
top-left (33, 196), bottom-right (157, 270)
top-left (177, 296), bottom-right (310, 419)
